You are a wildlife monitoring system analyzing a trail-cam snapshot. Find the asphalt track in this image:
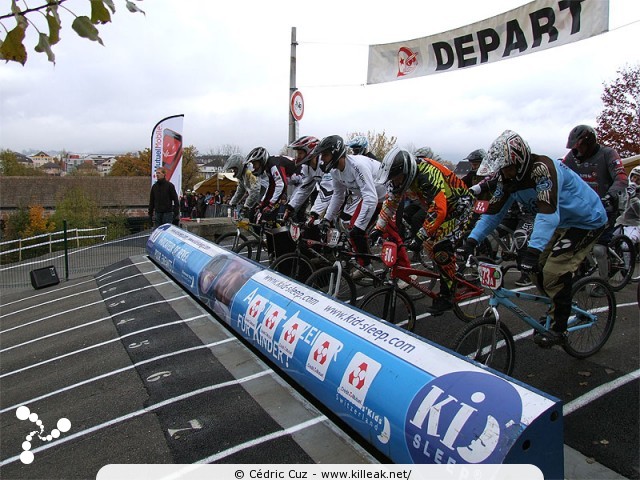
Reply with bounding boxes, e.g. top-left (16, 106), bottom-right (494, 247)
top-left (0, 254), bottom-right (637, 479)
